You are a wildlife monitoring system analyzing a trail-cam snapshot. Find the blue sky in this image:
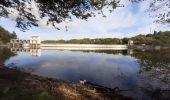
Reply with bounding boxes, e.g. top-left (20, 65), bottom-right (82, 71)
top-left (0, 0), bottom-right (169, 40)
